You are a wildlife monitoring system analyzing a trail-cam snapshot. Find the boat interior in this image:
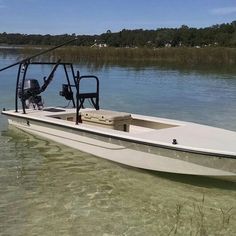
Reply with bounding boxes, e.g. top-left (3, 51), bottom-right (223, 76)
top-left (45, 108), bottom-right (179, 134)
